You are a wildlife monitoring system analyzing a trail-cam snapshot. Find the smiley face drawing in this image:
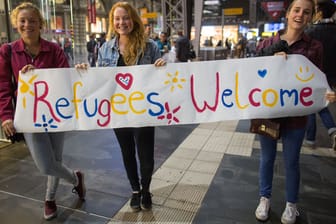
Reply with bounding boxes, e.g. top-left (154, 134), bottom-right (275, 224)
top-left (295, 66), bottom-right (314, 83)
